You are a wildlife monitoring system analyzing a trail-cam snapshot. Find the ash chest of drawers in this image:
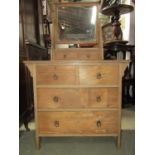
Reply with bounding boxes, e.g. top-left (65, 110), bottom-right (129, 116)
top-left (25, 61), bottom-right (128, 148)
top-left (24, 1), bottom-right (128, 149)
